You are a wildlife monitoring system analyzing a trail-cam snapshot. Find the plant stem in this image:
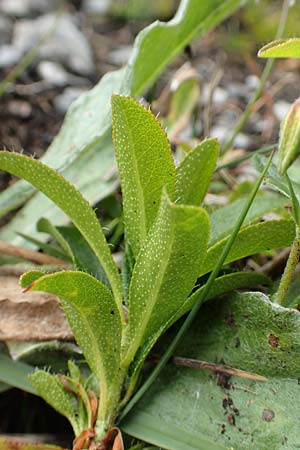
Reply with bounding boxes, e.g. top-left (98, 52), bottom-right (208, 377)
top-left (275, 226), bottom-right (300, 305)
top-left (118, 152), bottom-right (274, 423)
top-left (221, 0), bottom-right (291, 154)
